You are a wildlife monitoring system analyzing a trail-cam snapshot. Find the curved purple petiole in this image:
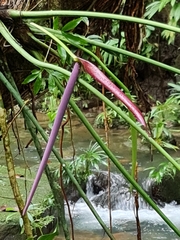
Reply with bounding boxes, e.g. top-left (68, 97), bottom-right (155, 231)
top-left (23, 62), bottom-right (80, 215)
